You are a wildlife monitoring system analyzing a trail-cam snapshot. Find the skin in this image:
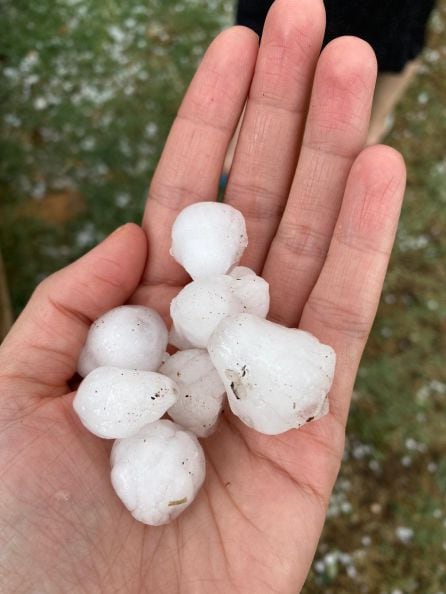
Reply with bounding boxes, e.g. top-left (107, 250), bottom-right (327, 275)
top-left (0, 1), bottom-right (406, 593)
